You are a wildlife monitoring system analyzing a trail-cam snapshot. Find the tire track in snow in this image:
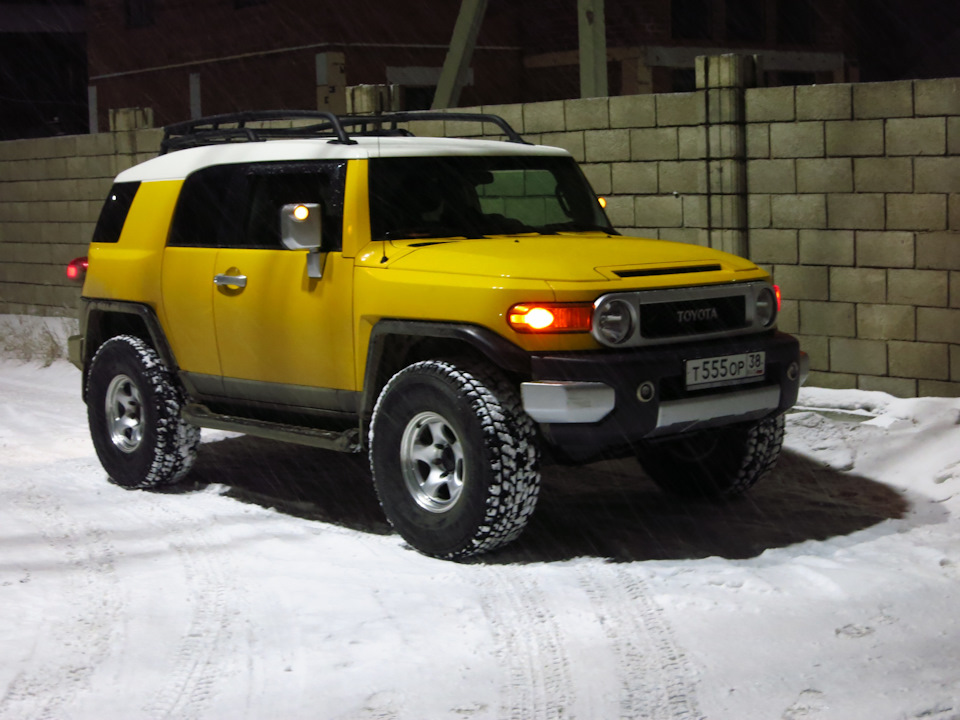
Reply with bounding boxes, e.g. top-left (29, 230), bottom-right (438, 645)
top-left (477, 567), bottom-right (575, 720)
top-left (138, 493), bottom-right (240, 720)
top-left (0, 464), bottom-right (124, 720)
top-left (575, 565), bottom-right (702, 720)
